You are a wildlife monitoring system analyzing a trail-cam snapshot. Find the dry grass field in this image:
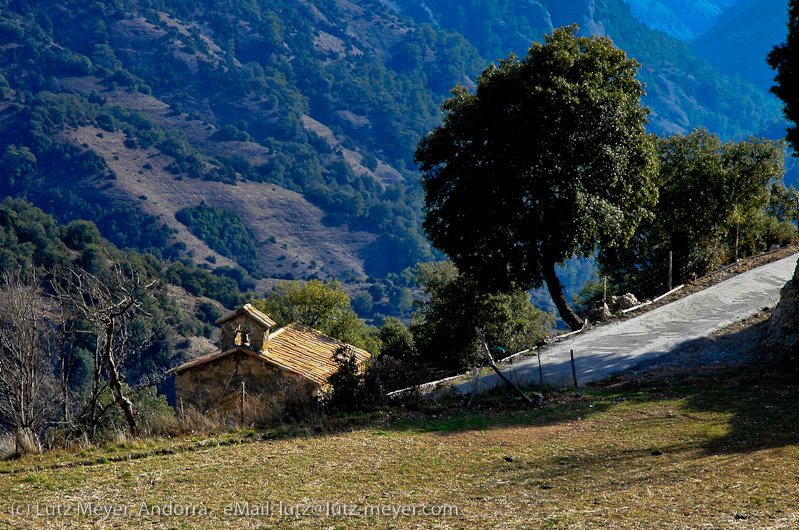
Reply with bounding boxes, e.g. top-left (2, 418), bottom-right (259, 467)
top-left (0, 352), bottom-right (797, 529)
